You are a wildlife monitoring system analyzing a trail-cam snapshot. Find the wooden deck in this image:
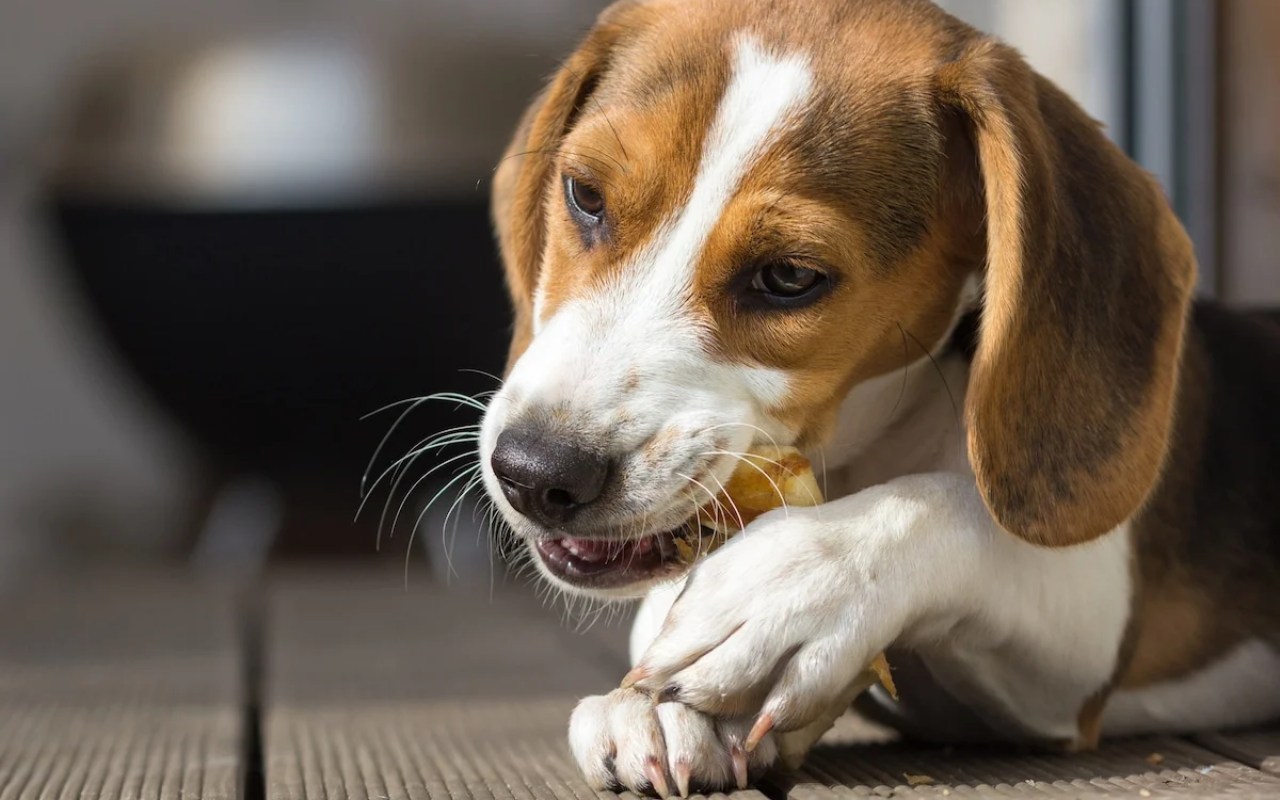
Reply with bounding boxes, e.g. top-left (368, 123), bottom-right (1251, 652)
top-left (2, 569), bottom-right (1278, 800)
